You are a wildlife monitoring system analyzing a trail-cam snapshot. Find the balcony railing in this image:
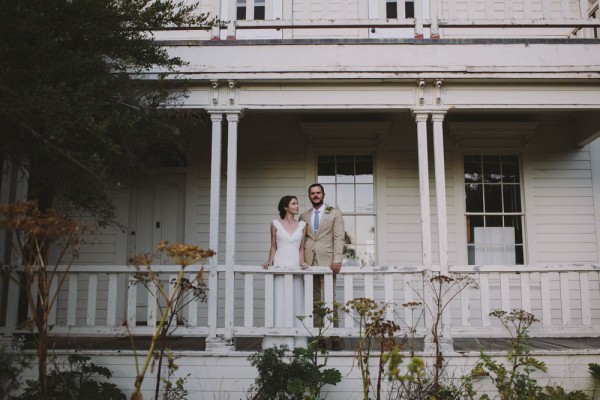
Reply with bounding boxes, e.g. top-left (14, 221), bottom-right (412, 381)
top-left (3, 264), bottom-right (600, 344)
